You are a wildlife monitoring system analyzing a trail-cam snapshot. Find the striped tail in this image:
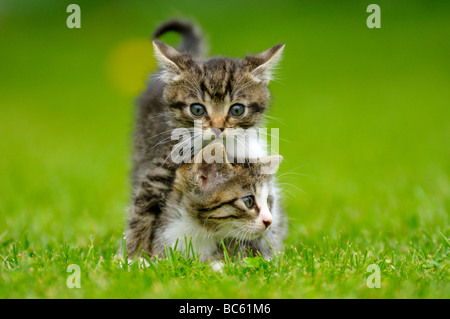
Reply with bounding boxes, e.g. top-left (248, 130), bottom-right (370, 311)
top-left (152, 19), bottom-right (205, 58)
